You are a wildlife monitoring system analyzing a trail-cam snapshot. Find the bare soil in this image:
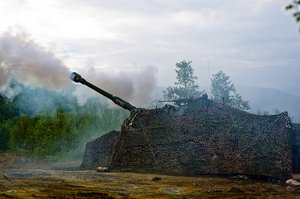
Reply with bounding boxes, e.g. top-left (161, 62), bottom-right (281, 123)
top-left (0, 153), bottom-right (300, 199)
